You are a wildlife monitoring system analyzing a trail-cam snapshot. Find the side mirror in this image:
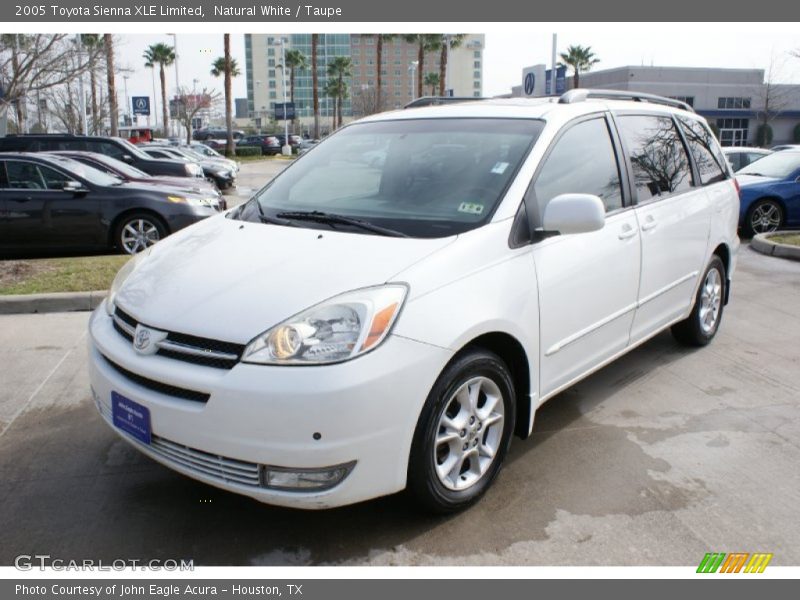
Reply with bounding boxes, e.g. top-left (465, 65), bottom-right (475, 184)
top-left (63, 181), bottom-right (86, 193)
top-left (542, 193), bottom-right (606, 235)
